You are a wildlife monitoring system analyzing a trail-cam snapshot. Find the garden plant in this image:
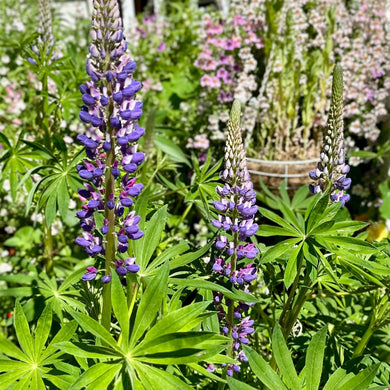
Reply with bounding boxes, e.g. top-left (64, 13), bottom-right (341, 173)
top-left (0, 0), bottom-right (390, 389)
